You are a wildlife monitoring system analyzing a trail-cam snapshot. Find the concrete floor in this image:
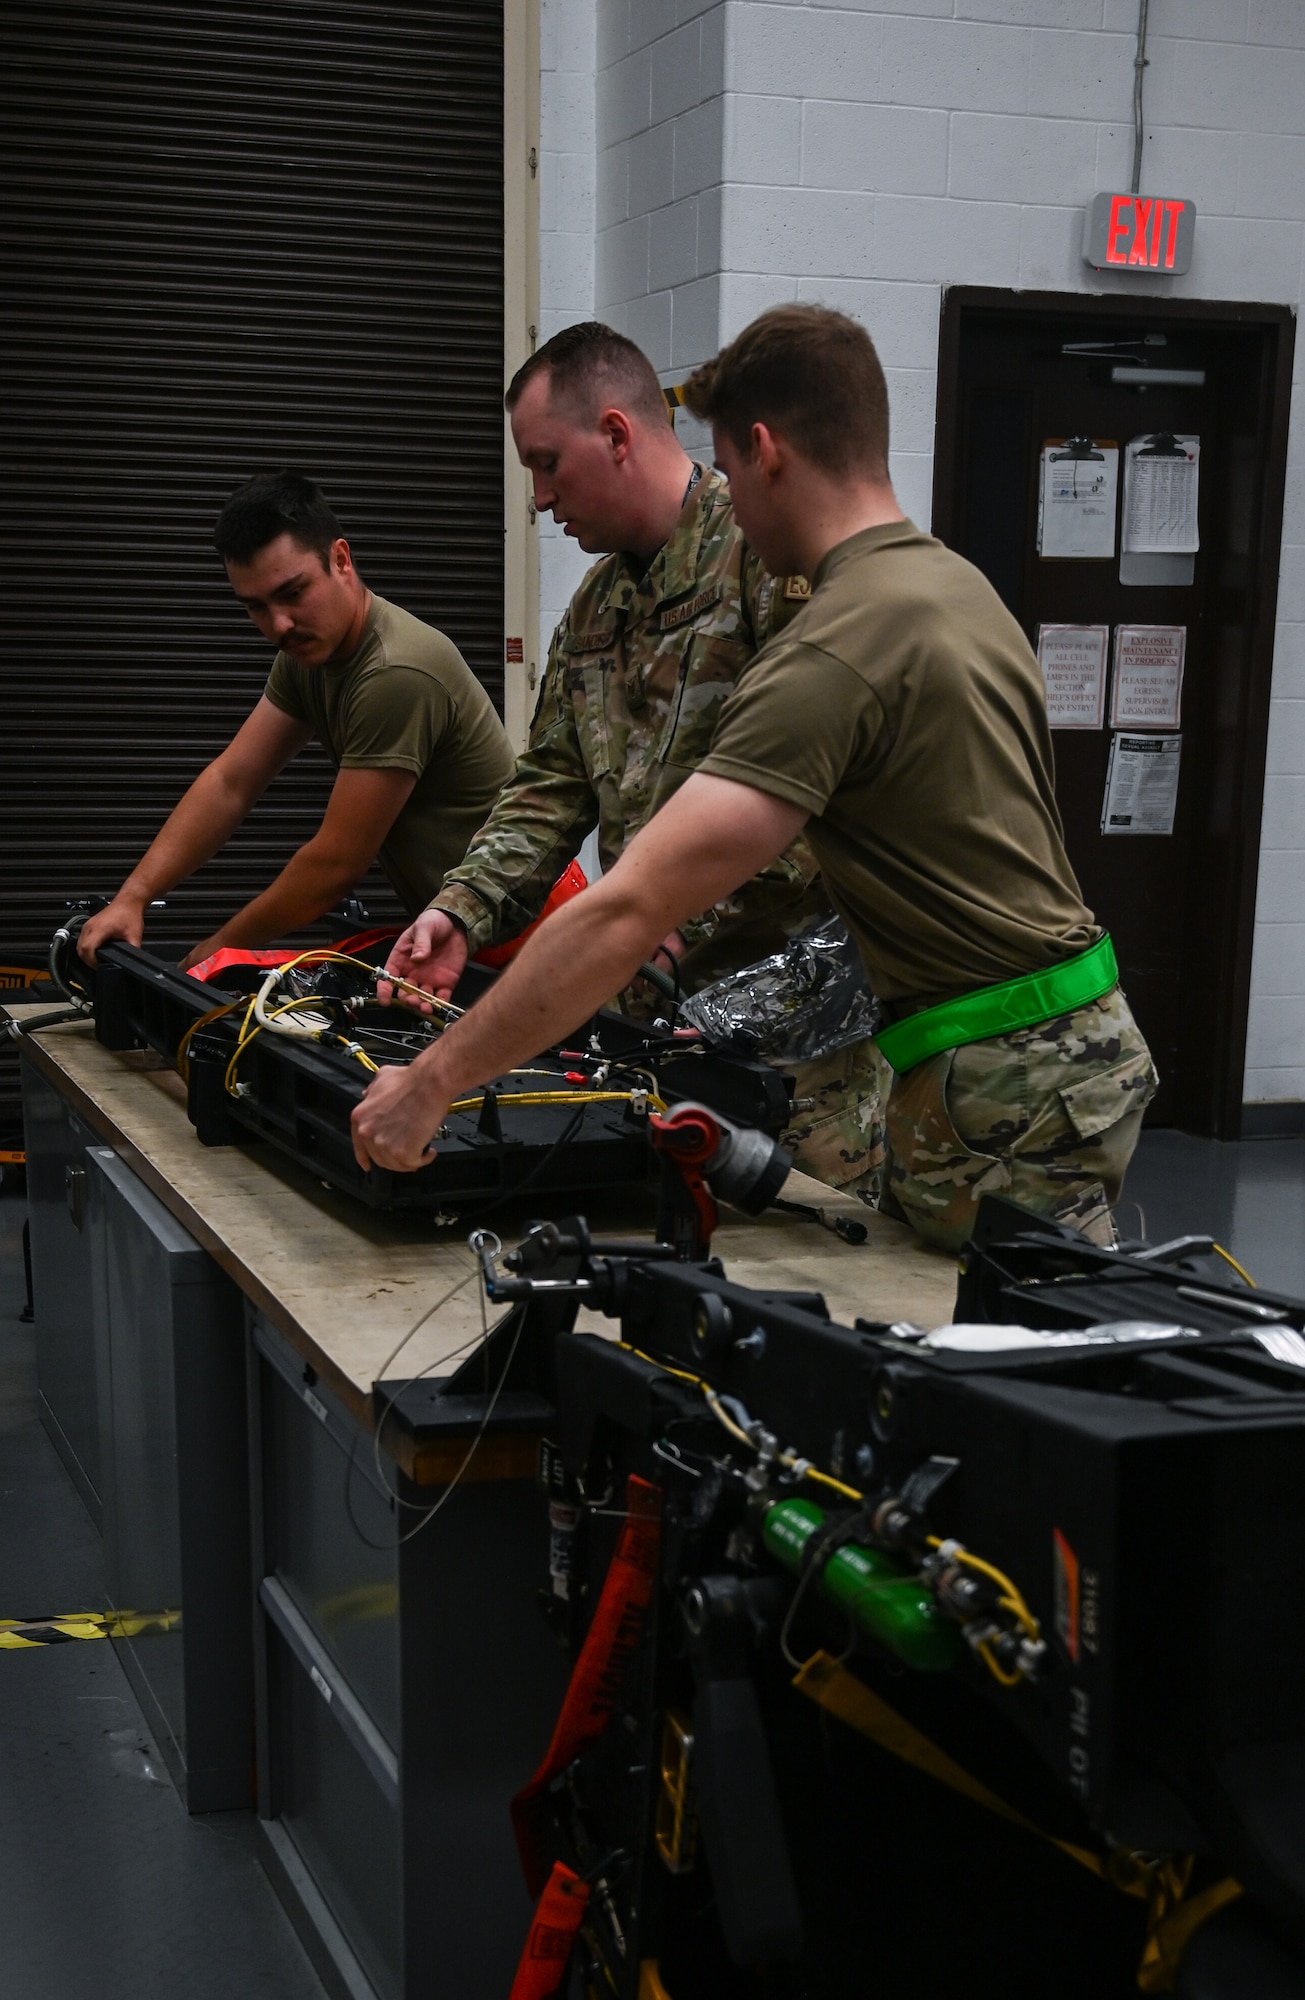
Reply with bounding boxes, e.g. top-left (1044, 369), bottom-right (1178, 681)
top-left (1124, 1128), bottom-right (1305, 1295)
top-left (1, 1126), bottom-right (1303, 1996)
top-left (0, 1193), bottom-right (326, 2000)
